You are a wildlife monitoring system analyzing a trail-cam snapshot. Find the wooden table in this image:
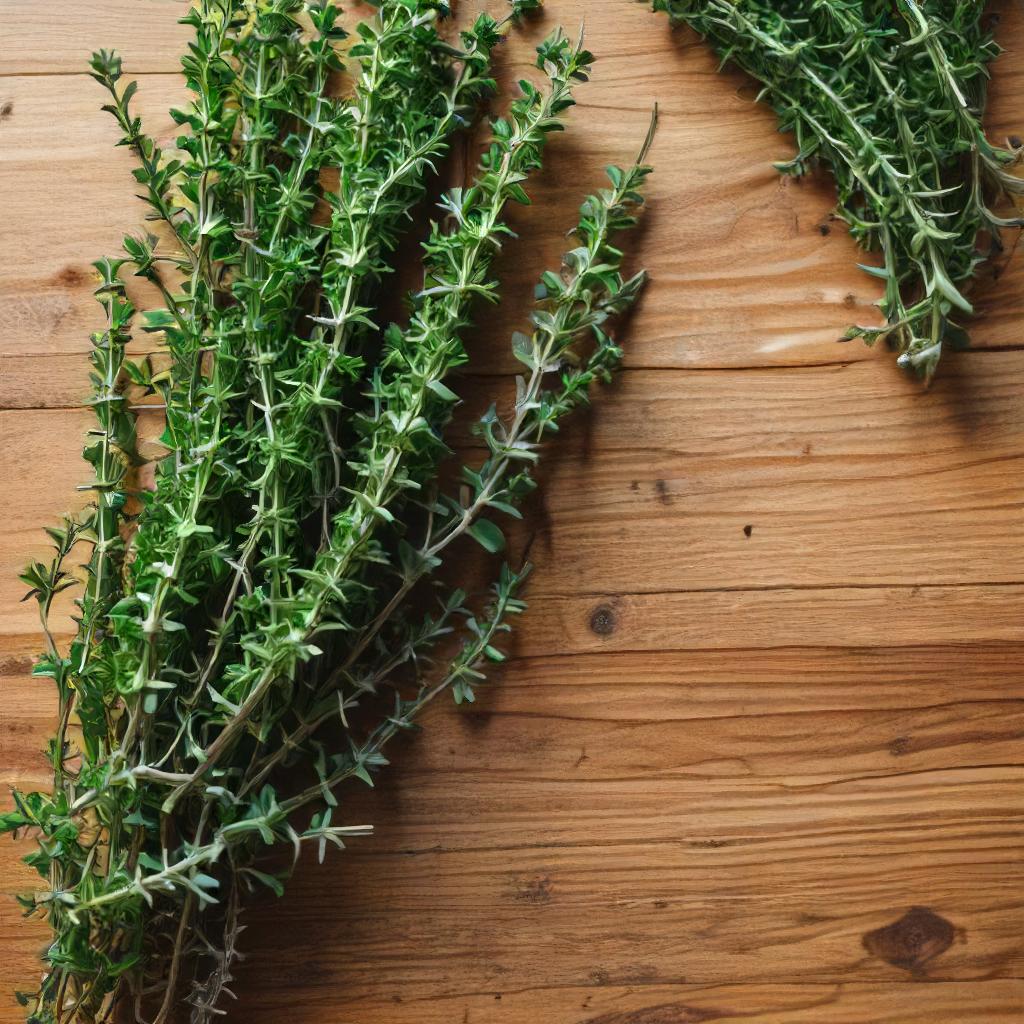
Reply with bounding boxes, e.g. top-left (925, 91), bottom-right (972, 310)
top-left (1, 2), bottom-right (1022, 1021)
